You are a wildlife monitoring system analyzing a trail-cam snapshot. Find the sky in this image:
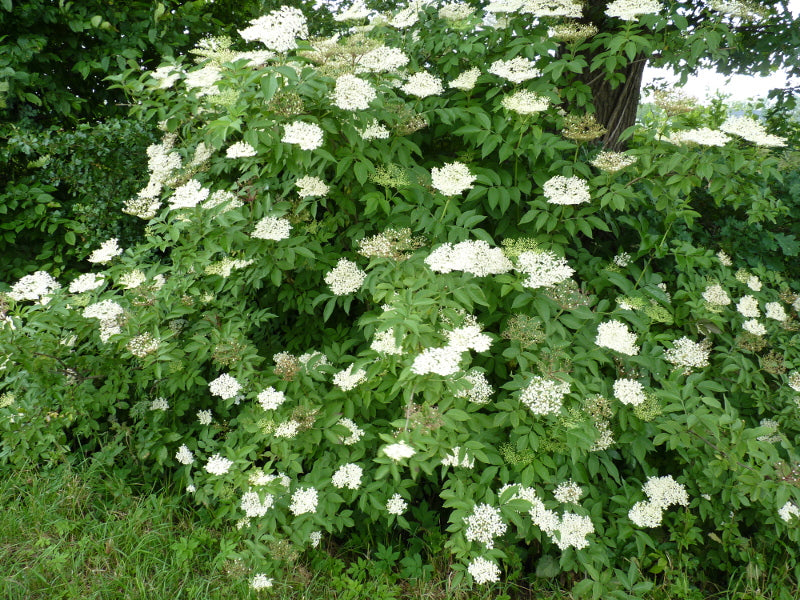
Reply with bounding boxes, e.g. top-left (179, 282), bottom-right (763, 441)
top-left (643, 0), bottom-right (800, 103)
